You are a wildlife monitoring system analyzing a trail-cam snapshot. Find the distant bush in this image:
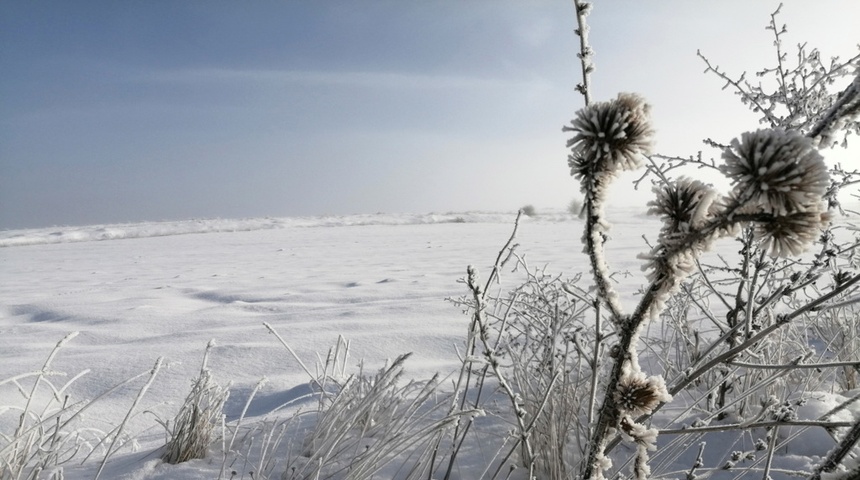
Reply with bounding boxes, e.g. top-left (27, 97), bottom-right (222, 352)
top-left (568, 197), bottom-right (583, 217)
top-left (520, 204), bottom-right (537, 217)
